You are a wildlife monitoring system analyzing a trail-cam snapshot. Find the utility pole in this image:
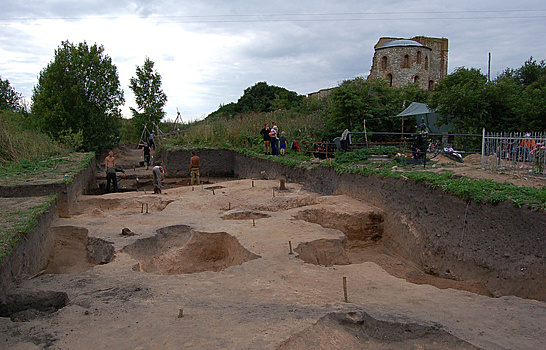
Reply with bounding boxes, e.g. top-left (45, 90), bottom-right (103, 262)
top-left (487, 52), bottom-right (491, 83)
